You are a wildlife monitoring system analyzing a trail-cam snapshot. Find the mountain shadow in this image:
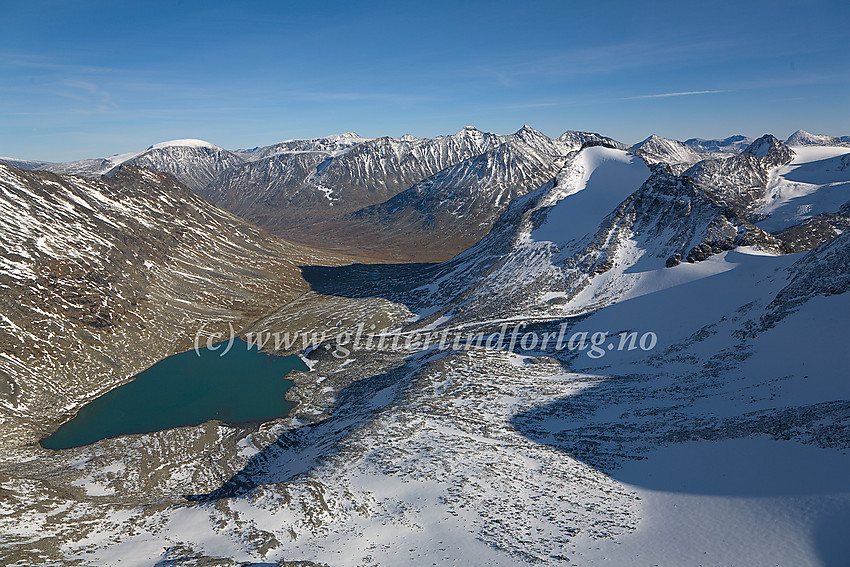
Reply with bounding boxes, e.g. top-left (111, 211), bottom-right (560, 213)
top-left (509, 371), bottom-right (850, 497)
top-left (298, 261), bottom-right (443, 314)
